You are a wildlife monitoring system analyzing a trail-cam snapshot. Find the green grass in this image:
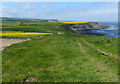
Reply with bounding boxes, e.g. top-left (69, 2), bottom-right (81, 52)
top-left (1, 21), bottom-right (63, 34)
top-left (0, 51), bottom-right (2, 83)
top-left (81, 35), bottom-right (118, 56)
top-left (1, 21), bottom-right (21, 27)
top-left (2, 20), bottom-right (119, 82)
